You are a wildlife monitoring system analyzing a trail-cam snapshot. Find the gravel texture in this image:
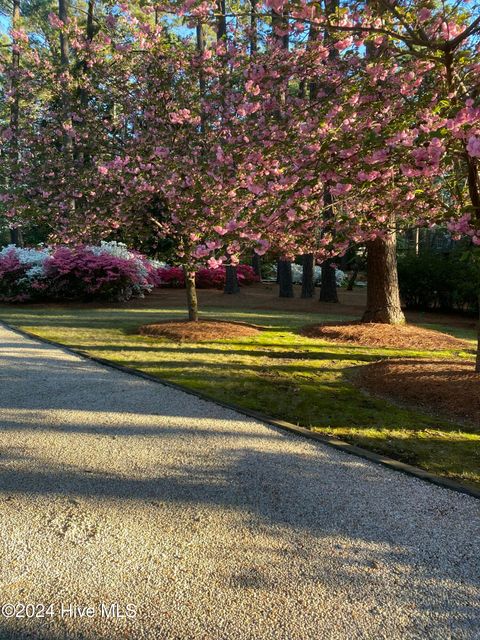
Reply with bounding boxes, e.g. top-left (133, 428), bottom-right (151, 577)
top-left (0, 323), bottom-right (479, 640)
